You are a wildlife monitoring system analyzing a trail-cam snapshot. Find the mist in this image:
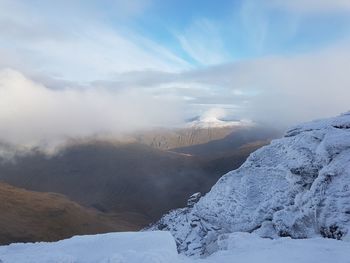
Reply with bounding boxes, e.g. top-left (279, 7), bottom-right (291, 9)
top-left (106, 42), bottom-right (350, 127)
top-left (2, 40), bottom-right (350, 147)
top-left (0, 69), bottom-right (184, 146)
